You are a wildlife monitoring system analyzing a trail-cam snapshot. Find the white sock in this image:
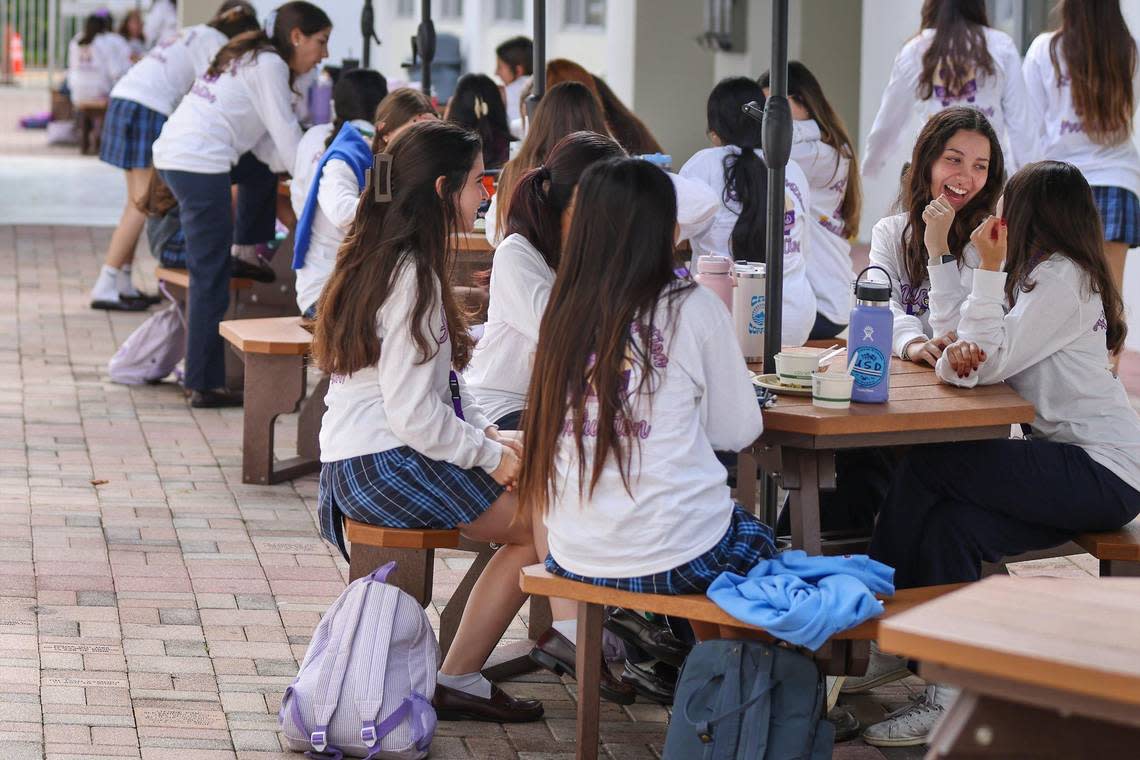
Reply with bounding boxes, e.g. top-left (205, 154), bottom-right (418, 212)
top-left (436, 670), bottom-right (492, 700)
top-left (553, 618), bottom-right (578, 643)
top-left (116, 265), bottom-right (141, 297)
top-left (232, 244), bottom-right (261, 265)
top-left (90, 265), bottom-right (120, 302)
